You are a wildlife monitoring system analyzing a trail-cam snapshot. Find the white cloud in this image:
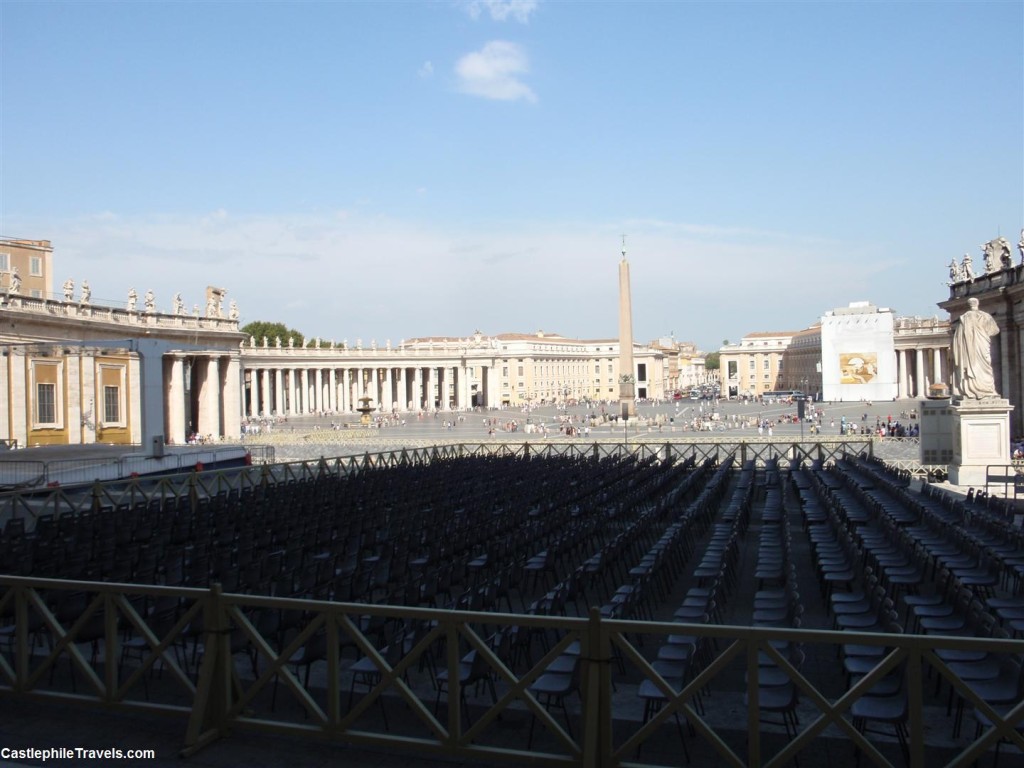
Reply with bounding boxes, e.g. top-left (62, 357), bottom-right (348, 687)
top-left (9, 208), bottom-right (934, 352)
top-left (455, 41), bottom-right (536, 102)
top-left (418, 61), bottom-right (434, 79)
top-left (462, 1), bottom-right (537, 23)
